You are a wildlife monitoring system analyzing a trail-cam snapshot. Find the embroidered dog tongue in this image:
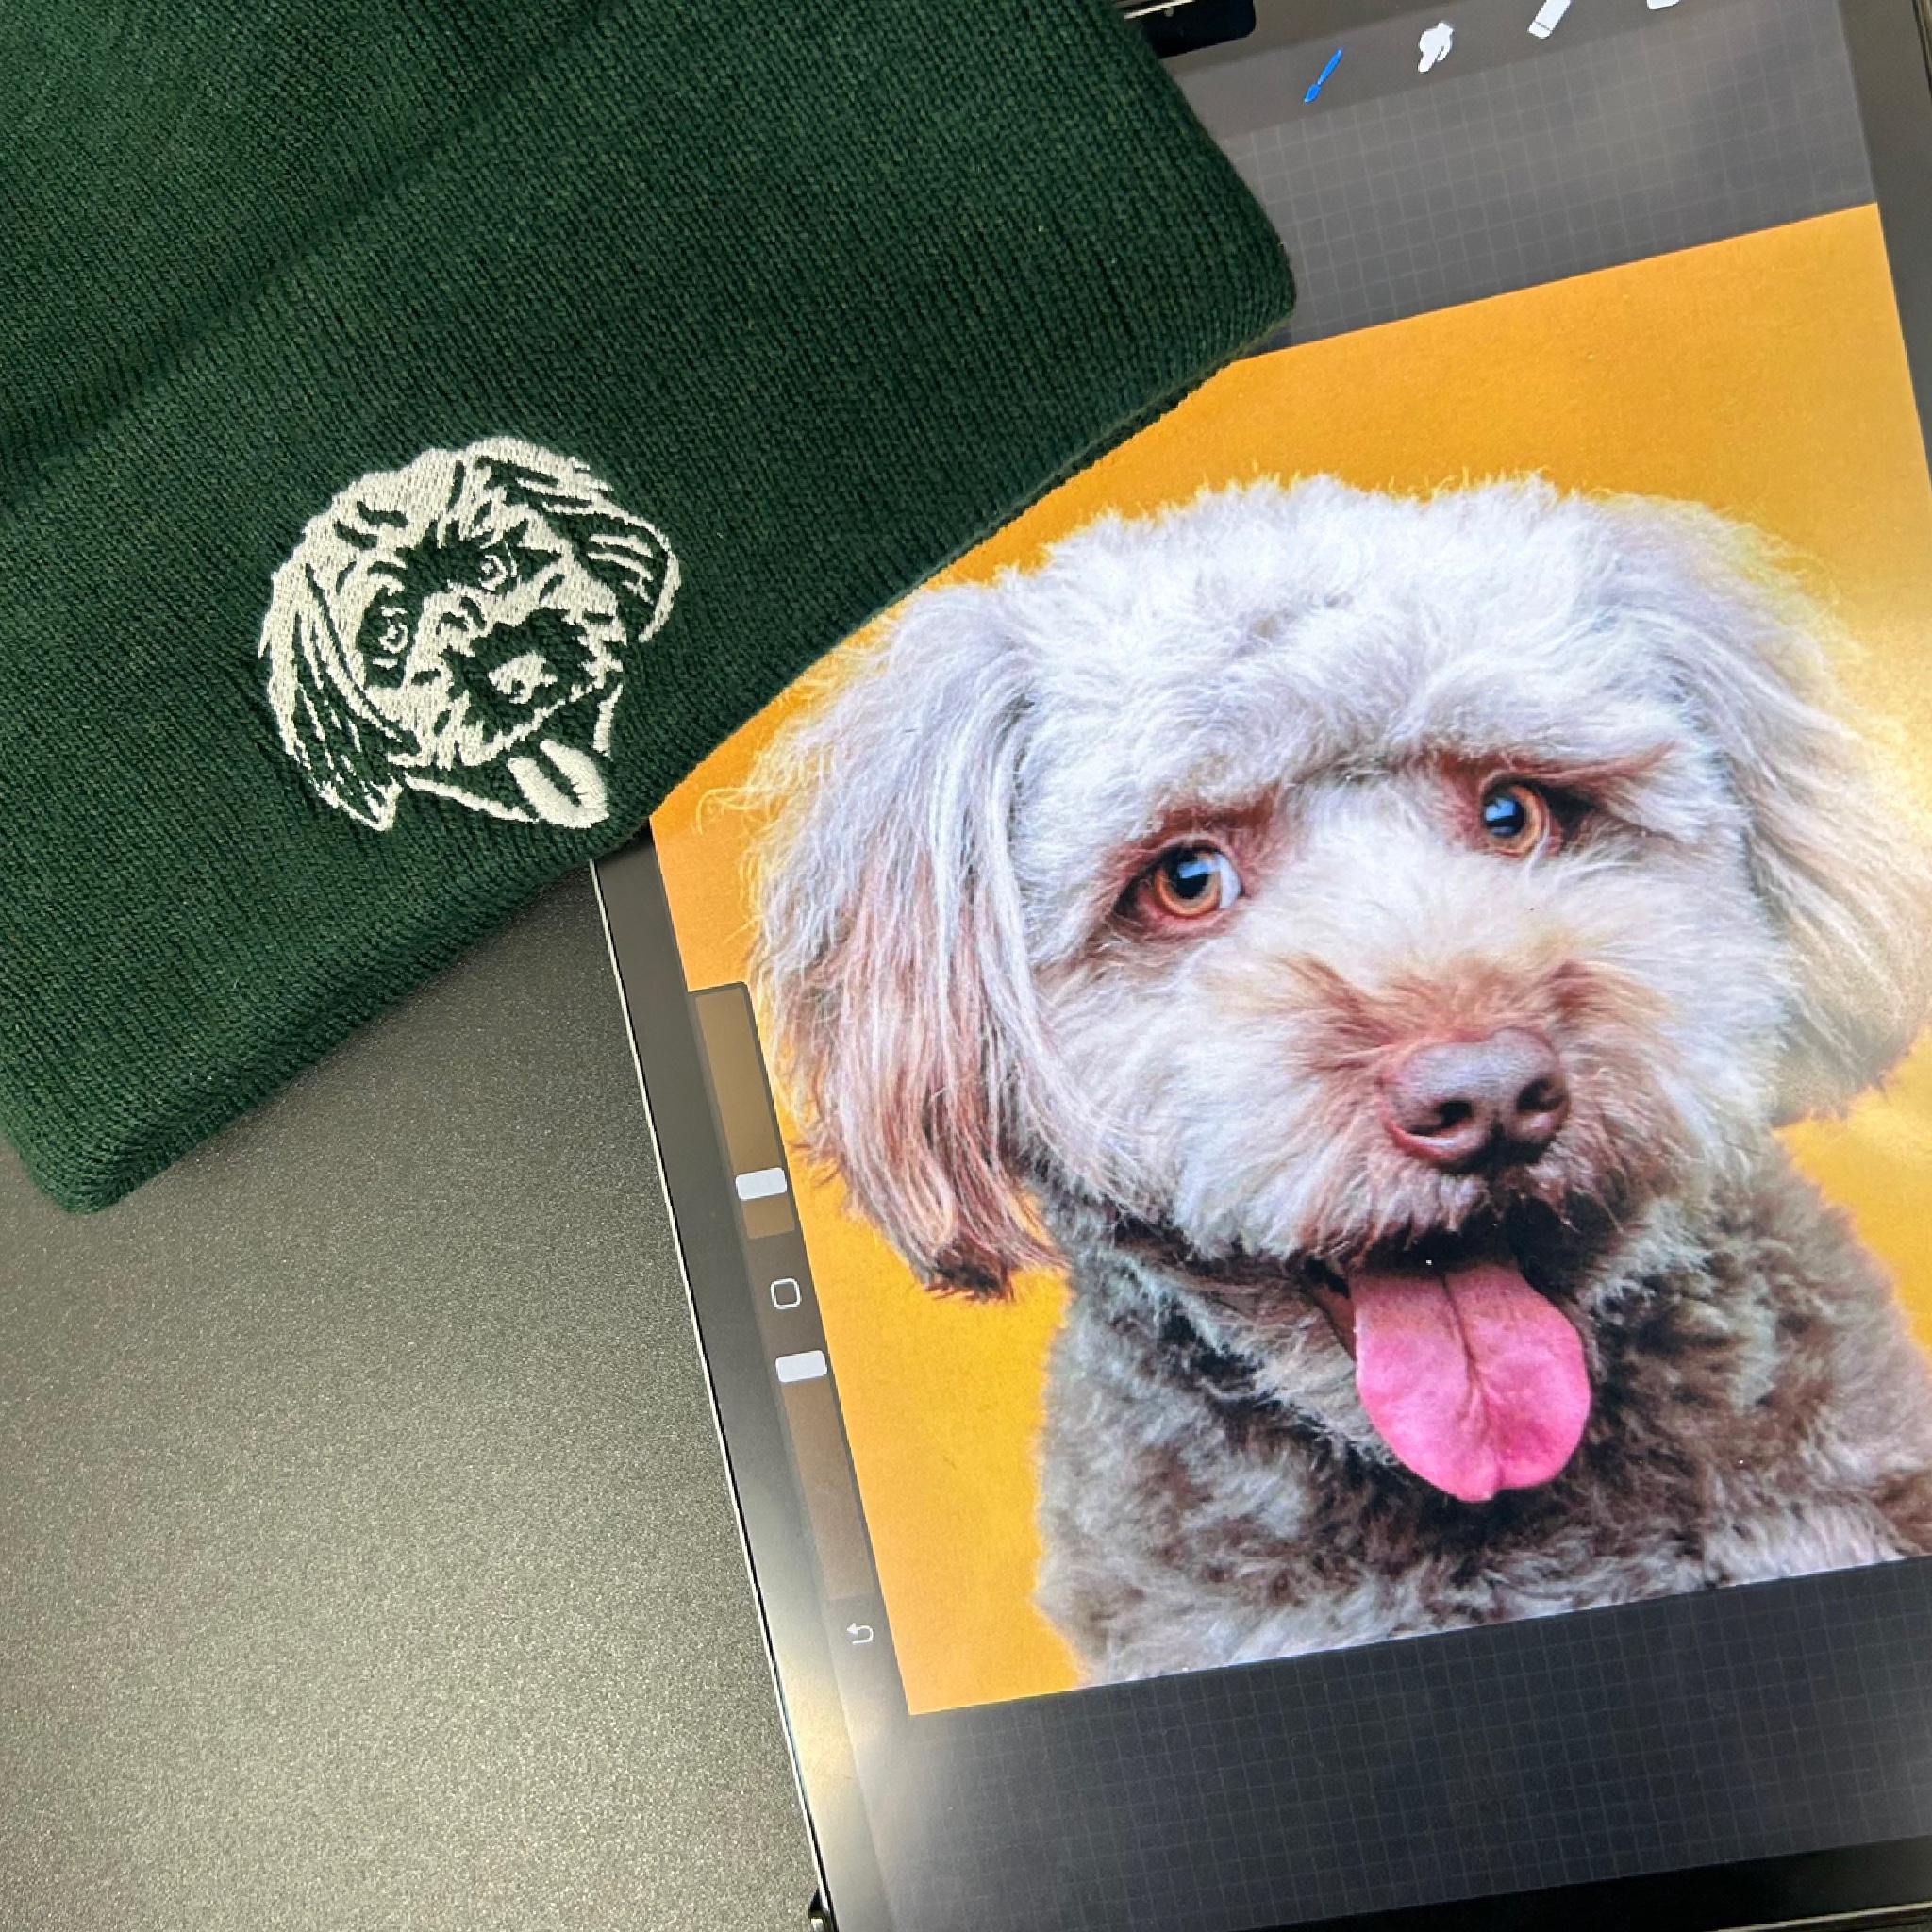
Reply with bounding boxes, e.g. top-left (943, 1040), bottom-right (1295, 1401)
top-left (507, 741), bottom-right (609, 829)
top-left (1348, 1256), bottom-right (1591, 1504)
